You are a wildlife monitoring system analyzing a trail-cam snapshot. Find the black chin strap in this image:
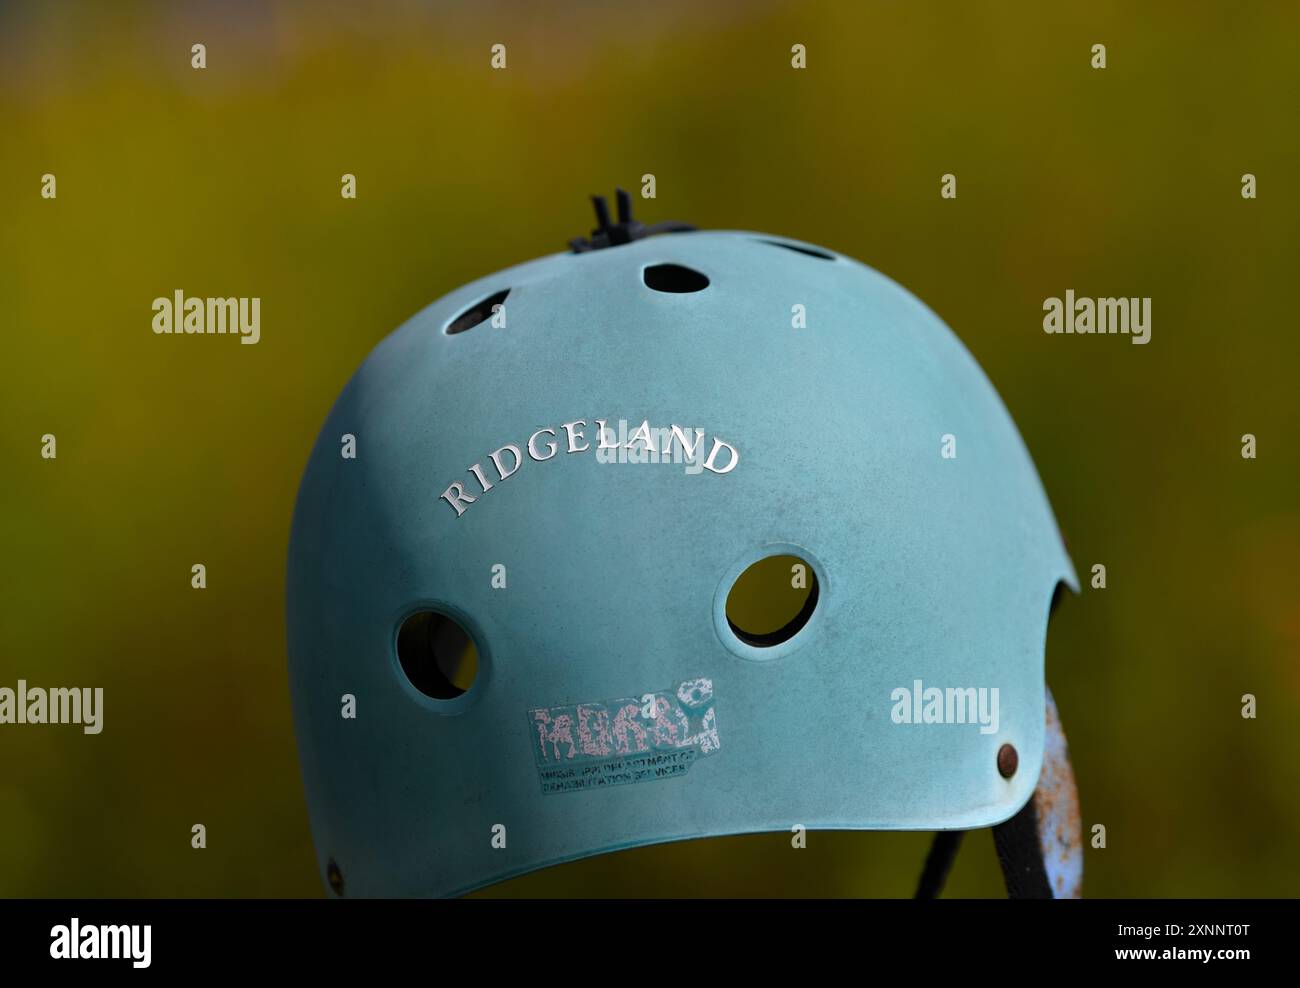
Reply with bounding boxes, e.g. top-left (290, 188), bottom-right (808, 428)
top-left (914, 688), bottom-right (1082, 899)
top-left (914, 830), bottom-right (965, 899)
top-left (992, 798), bottom-right (1055, 898)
